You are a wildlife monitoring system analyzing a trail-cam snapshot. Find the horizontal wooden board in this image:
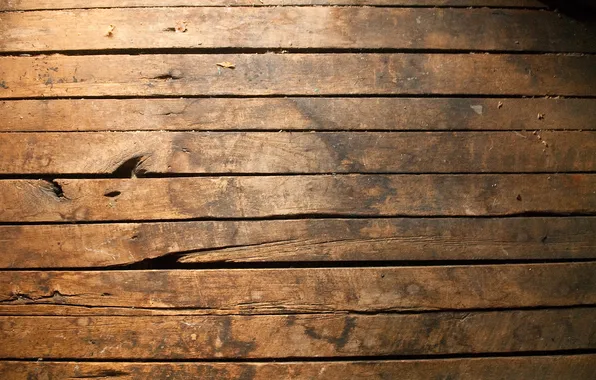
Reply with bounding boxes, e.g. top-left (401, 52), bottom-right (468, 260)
top-left (3, 218), bottom-right (595, 268)
top-left (2, 356), bottom-right (596, 380)
top-left (1, 8), bottom-right (587, 53)
top-left (1, 264), bottom-right (594, 315)
top-left (1, 175), bottom-right (595, 222)
top-left (1, 309), bottom-right (594, 358)
top-left (2, 131), bottom-right (594, 174)
top-left (1, 98), bottom-right (596, 132)
top-left (1, 54), bottom-right (595, 98)
top-left (0, 1), bottom-right (547, 11)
